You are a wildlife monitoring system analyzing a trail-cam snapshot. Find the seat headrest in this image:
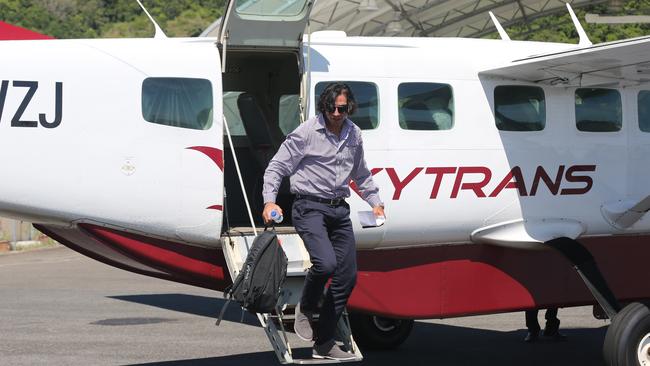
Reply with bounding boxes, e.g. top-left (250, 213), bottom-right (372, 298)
top-left (237, 93), bottom-right (273, 148)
